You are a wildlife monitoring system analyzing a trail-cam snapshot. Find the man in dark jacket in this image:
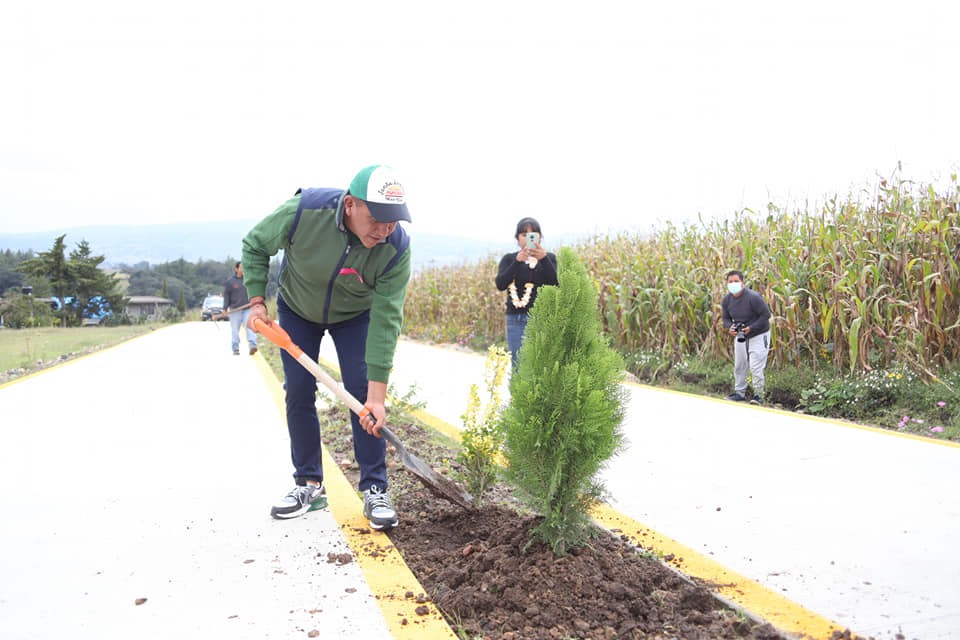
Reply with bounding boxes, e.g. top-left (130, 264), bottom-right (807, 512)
top-left (223, 262), bottom-right (258, 355)
top-left (721, 269), bottom-right (771, 404)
